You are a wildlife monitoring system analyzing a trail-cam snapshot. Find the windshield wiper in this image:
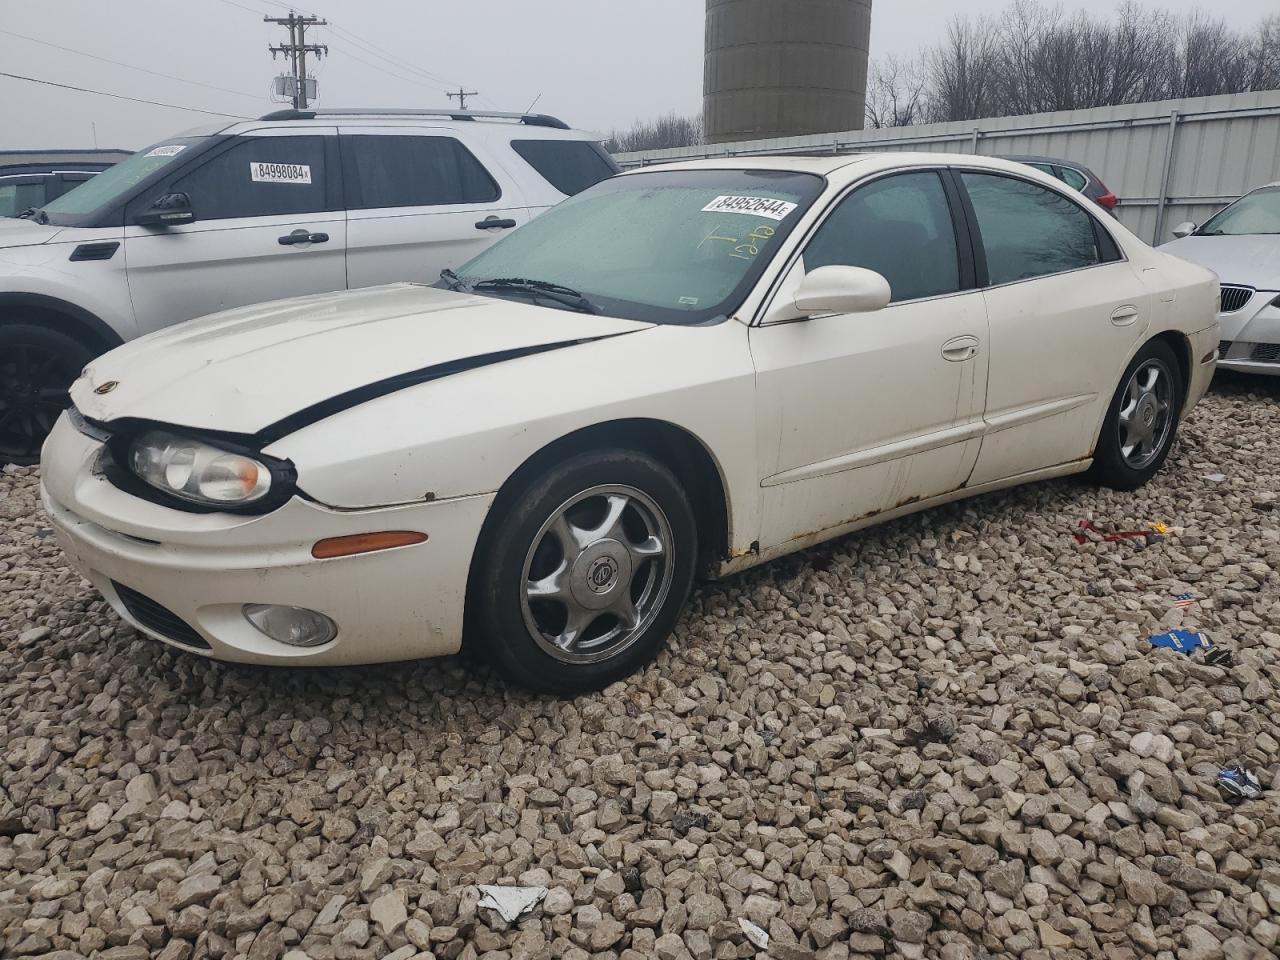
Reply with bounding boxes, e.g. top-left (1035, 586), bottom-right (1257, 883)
top-left (439, 268), bottom-right (471, 291)
top-left (17, 207), bottom-right (48, 224)
top-left (471, 277), bottom-right (599, 315)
